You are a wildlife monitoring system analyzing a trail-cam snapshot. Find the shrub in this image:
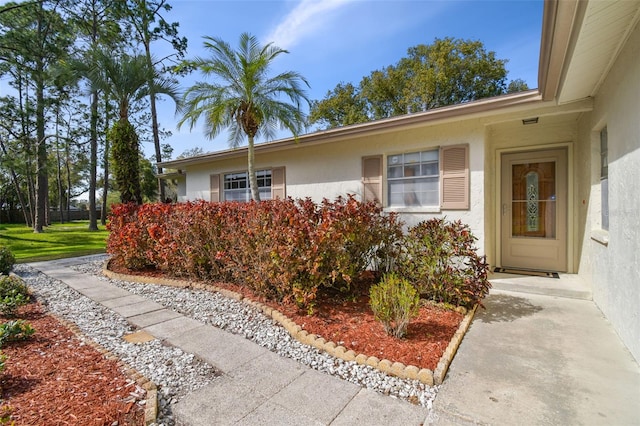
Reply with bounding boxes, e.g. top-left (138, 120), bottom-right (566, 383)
top-left (0, 320), bottom-right (35, 346)
top-left (398, 218), bottom-right (490, 308)
top-left (0, 275), bottom-right (30, 316)
top-left (369, 273), bottom-right (420, 338)
top-left (0, 404), bottom-right (12, 425)
top-left (107, 197), bottom-right (403, 313)
top-left (0, 247), bottom-right (15, 275)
